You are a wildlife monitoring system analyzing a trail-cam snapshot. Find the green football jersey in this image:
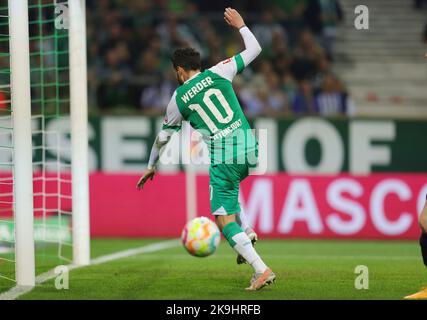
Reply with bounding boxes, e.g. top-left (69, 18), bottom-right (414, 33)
top-left (162, 54), bottom-right (258, 165)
